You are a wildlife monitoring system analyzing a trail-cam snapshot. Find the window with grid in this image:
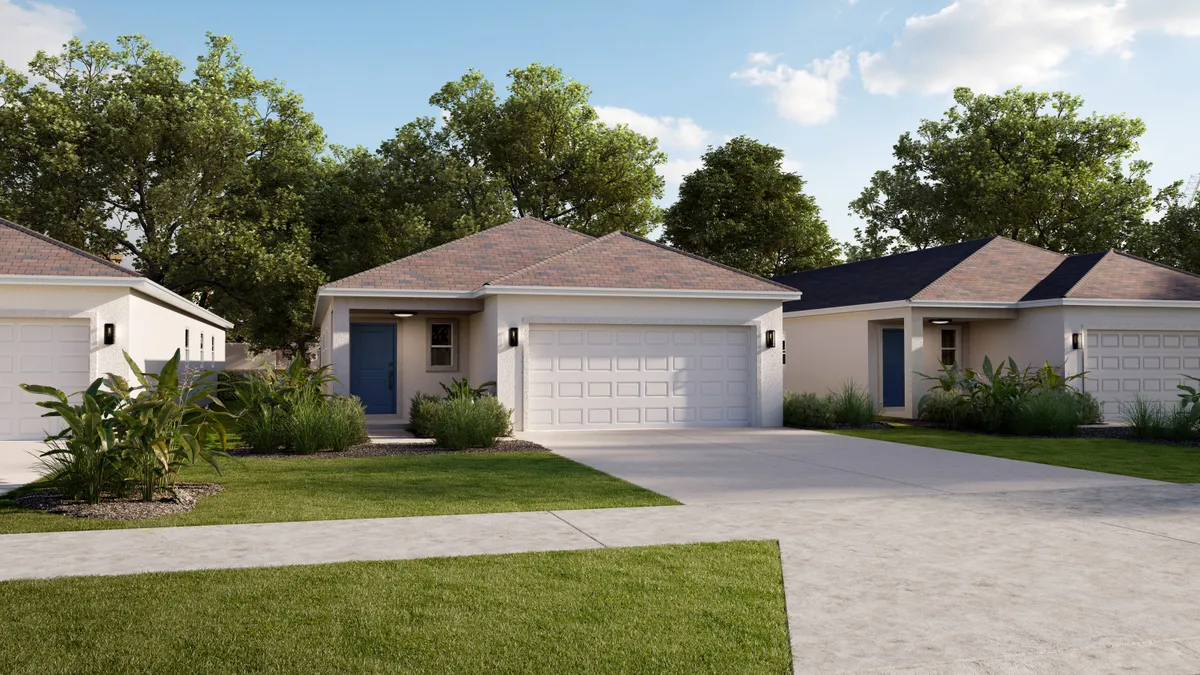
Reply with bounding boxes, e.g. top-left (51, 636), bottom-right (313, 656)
top-left (940, 328), bottom-right (959, 367)
top-left (428, 320), bottom-right (457, 371)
